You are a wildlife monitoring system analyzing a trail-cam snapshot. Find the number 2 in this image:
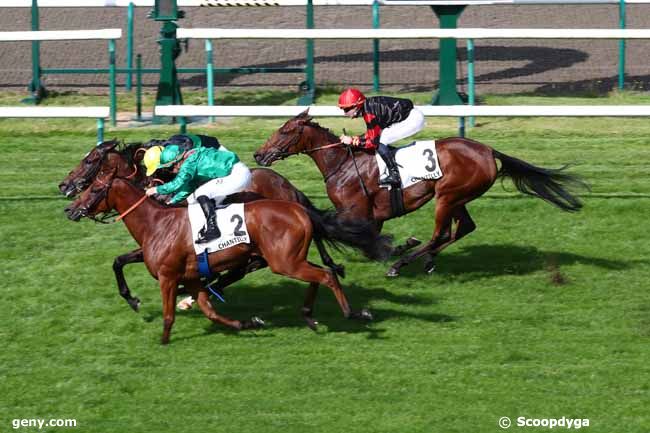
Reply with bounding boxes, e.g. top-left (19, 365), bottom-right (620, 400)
top-left (231, 214), bottom-right (245, 236)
